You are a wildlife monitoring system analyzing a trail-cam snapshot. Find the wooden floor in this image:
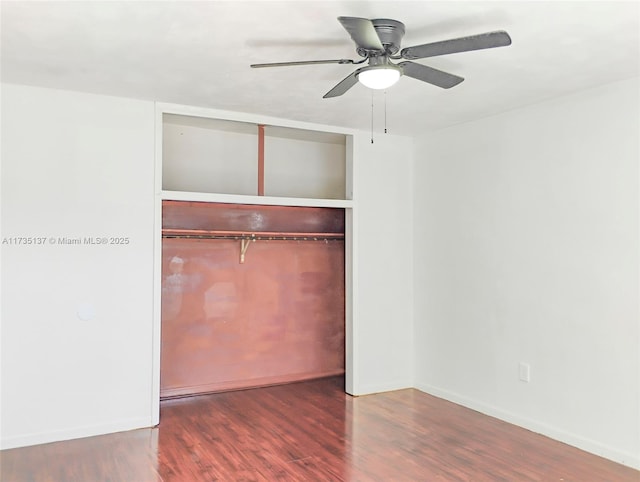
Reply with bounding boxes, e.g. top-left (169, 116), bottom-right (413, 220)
top-left (1, 377), bottom-right (637, 481)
